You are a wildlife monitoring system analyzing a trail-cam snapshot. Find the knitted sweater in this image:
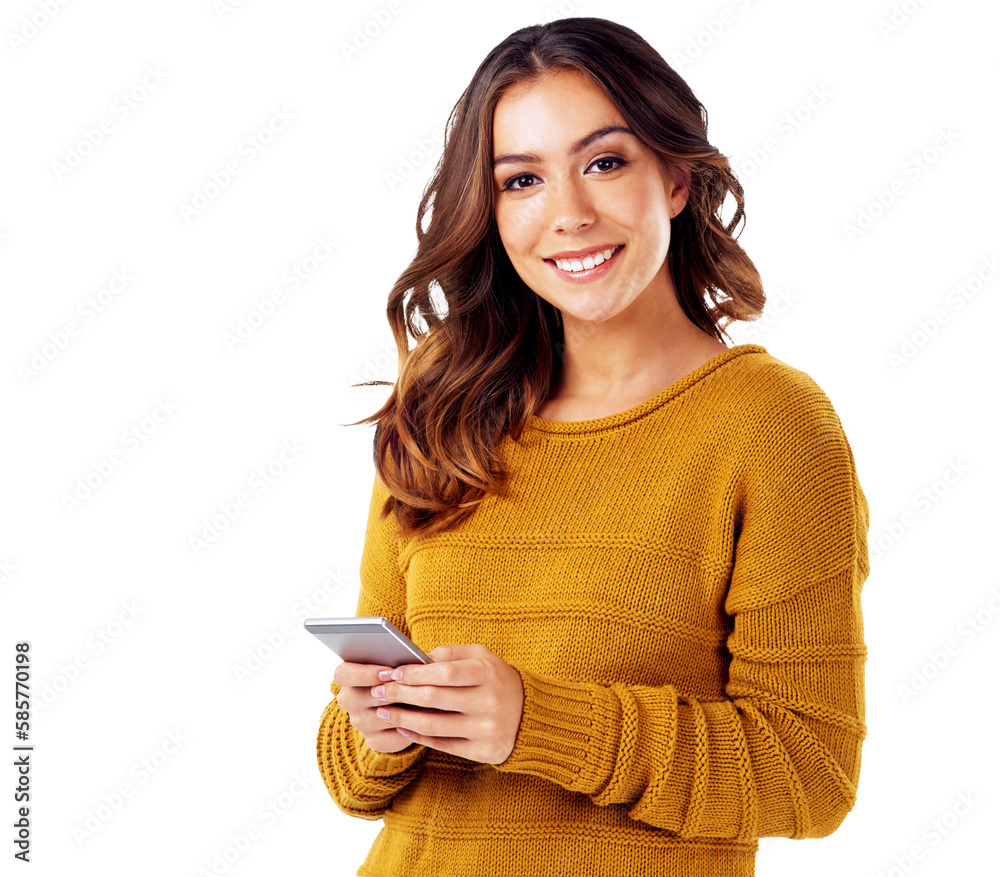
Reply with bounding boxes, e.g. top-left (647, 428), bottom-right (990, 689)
top-left (316, 343), bottom-right (870, 877)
